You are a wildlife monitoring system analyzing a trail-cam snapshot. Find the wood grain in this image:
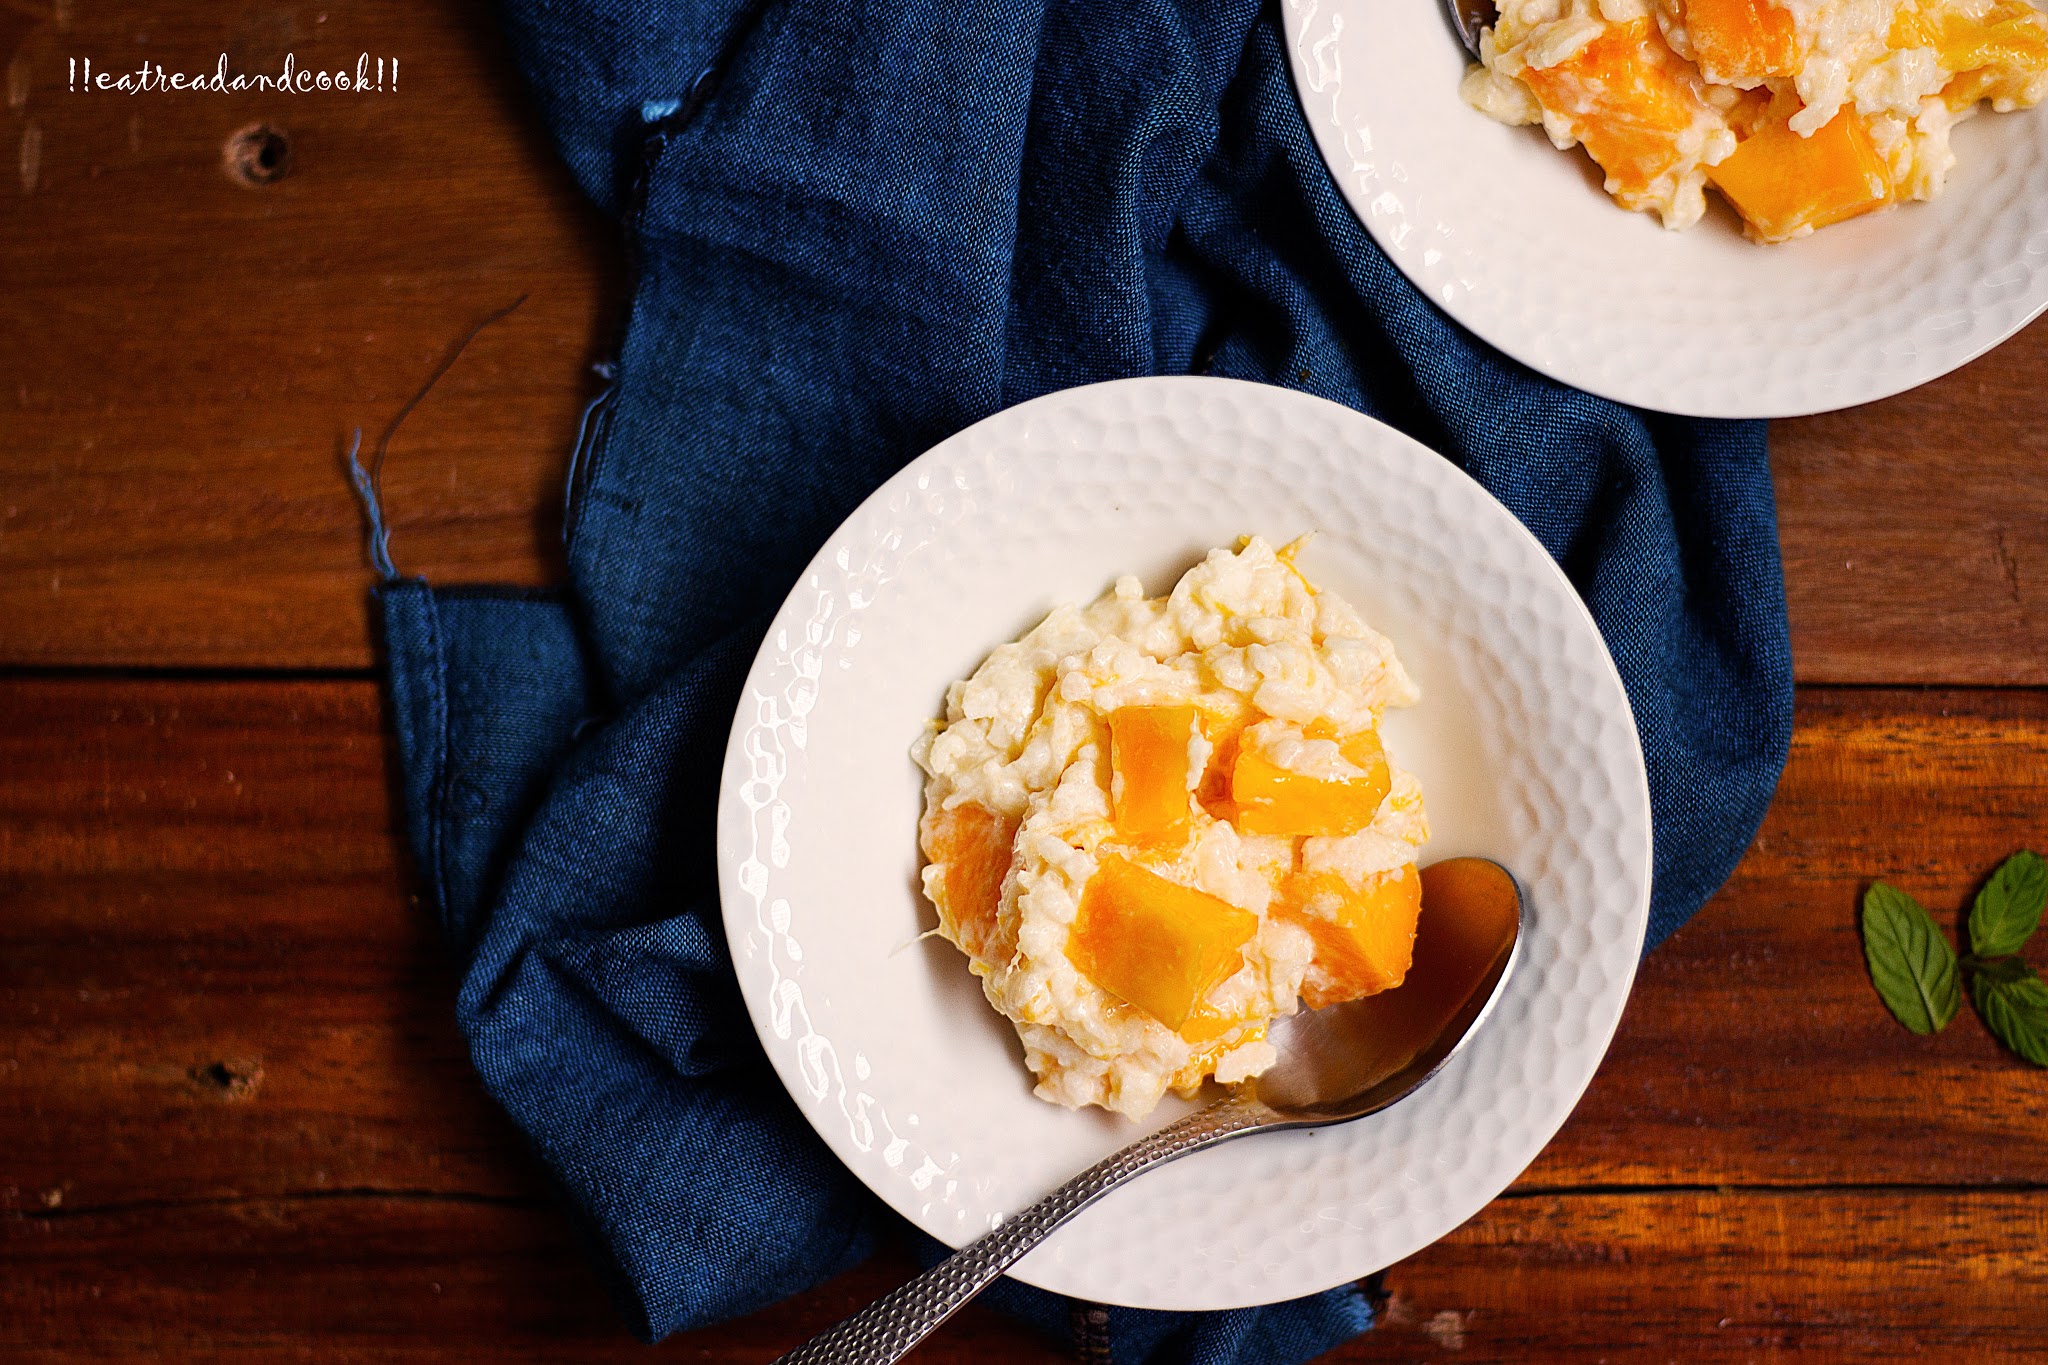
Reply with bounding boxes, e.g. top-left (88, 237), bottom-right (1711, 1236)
top-left (6, 677), bottom-right (2048, 1359)
top-left (7, 0), bottom-right (2048, 1359)
top-left (1347, 1189), bottom-right (2048, 1362)
top-left (0, 3), bottom-right (2043, 675)
top-left (7, 1189), bottom-right (2044, 1361)
top-left (1775, 324), bottom-right (2048, 686)
top-left (0, 0), bottom-right (619, 669)
top-left (0, 681), bottom-right (530, 1212)
top-left (1525, 686), bottom-right (2048, 1189)
top-left (1, 1203), bottom-right (1062, 1362)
